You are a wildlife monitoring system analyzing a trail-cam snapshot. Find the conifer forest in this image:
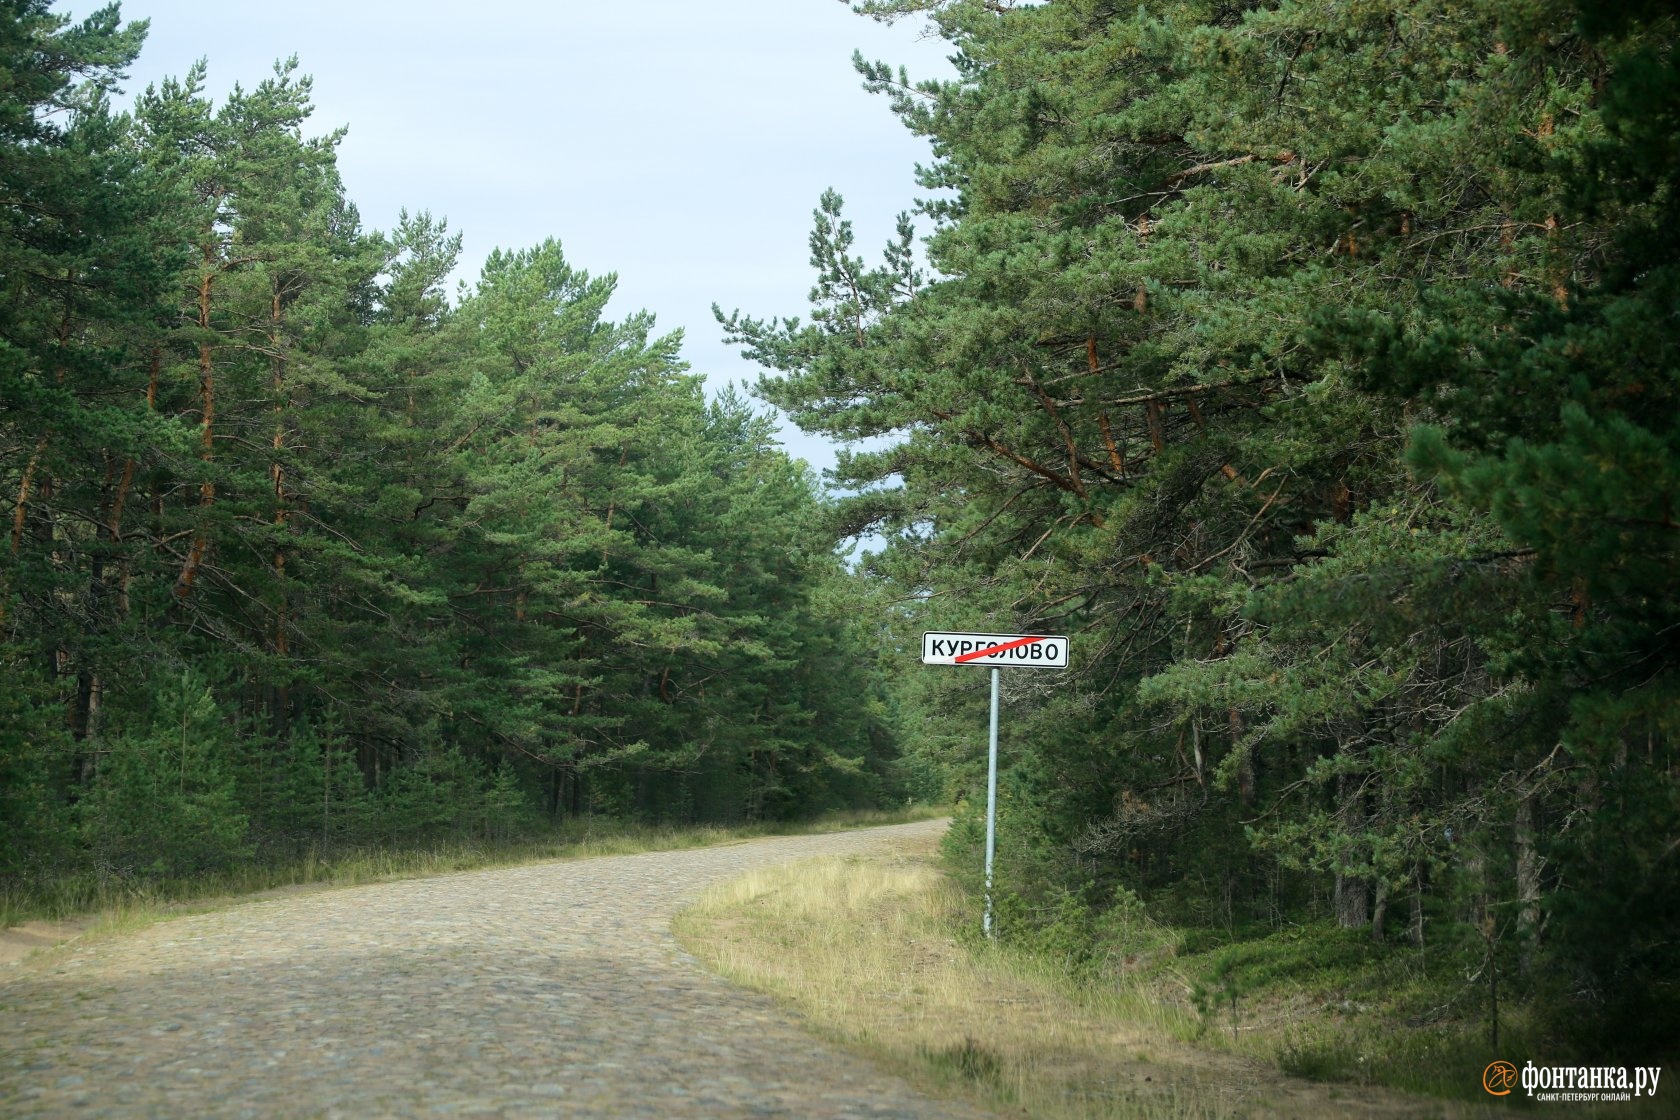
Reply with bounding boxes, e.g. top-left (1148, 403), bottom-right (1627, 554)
top-left (3, 0), bottom-right (1677, 1063)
